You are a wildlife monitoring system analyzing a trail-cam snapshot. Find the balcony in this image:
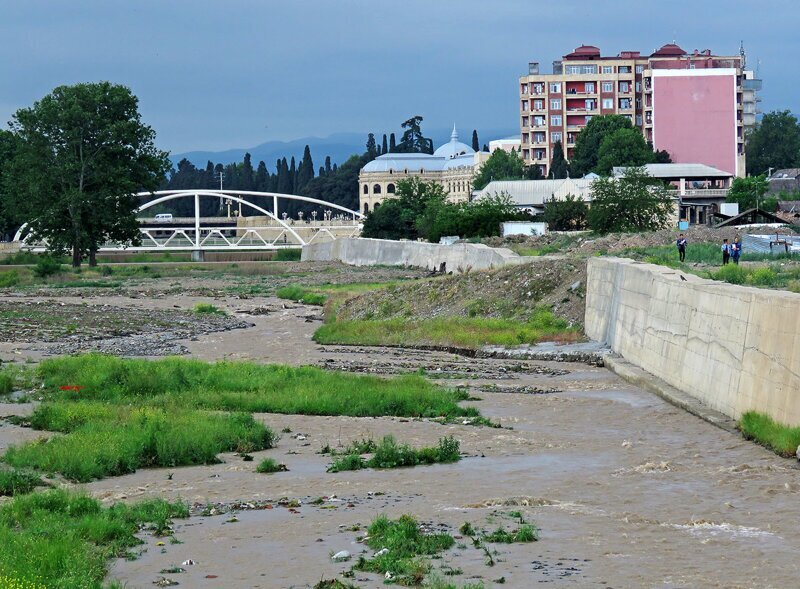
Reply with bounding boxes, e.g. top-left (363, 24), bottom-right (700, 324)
top-left (667, 188), bottom-right (730, 199)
